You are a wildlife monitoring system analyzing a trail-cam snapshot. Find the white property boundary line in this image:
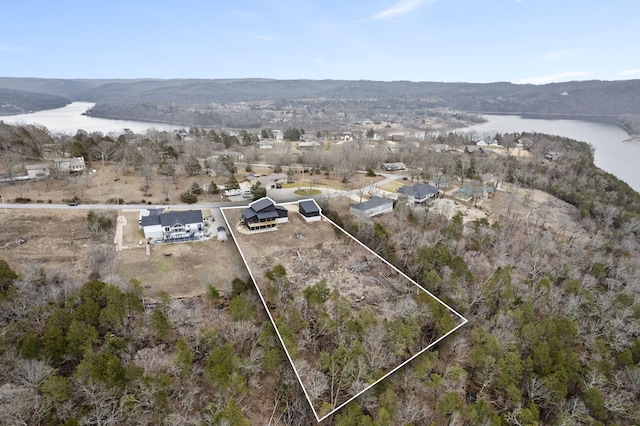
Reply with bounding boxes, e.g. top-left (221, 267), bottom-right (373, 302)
top-left (220, 202), bottom-right (469, 423)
